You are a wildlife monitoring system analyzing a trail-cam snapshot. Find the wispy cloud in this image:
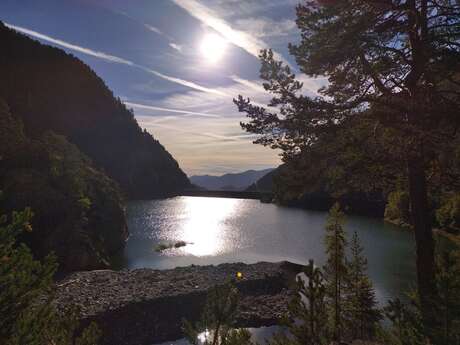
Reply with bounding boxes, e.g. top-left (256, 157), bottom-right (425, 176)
top-left (172, 0), bottom-right (291, 65)
top-left (144, 23), bottom-right (164, 35)
top-left (169, 43), bottom-right (183, 53)
top-left (125, 101), bottom-right (222, 118)
top-left (234, 18), bottom-right (296, 38)
top-left (5, 22), bottom-right (224, 95)
top-left (110, 9), bottom-right (173, 39)
top-left (138, 117), bottom-right (243, 142)
top-left (138, 114), bottom-right (280, 175)
top-left (6, 23), bottom-right (135, 65)
top-left (230, 75), bottom-right (264, 92)
top-left (198, 0), bottom-right (300, 18)
top-left (159, 74), bottom-right (323, 113)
